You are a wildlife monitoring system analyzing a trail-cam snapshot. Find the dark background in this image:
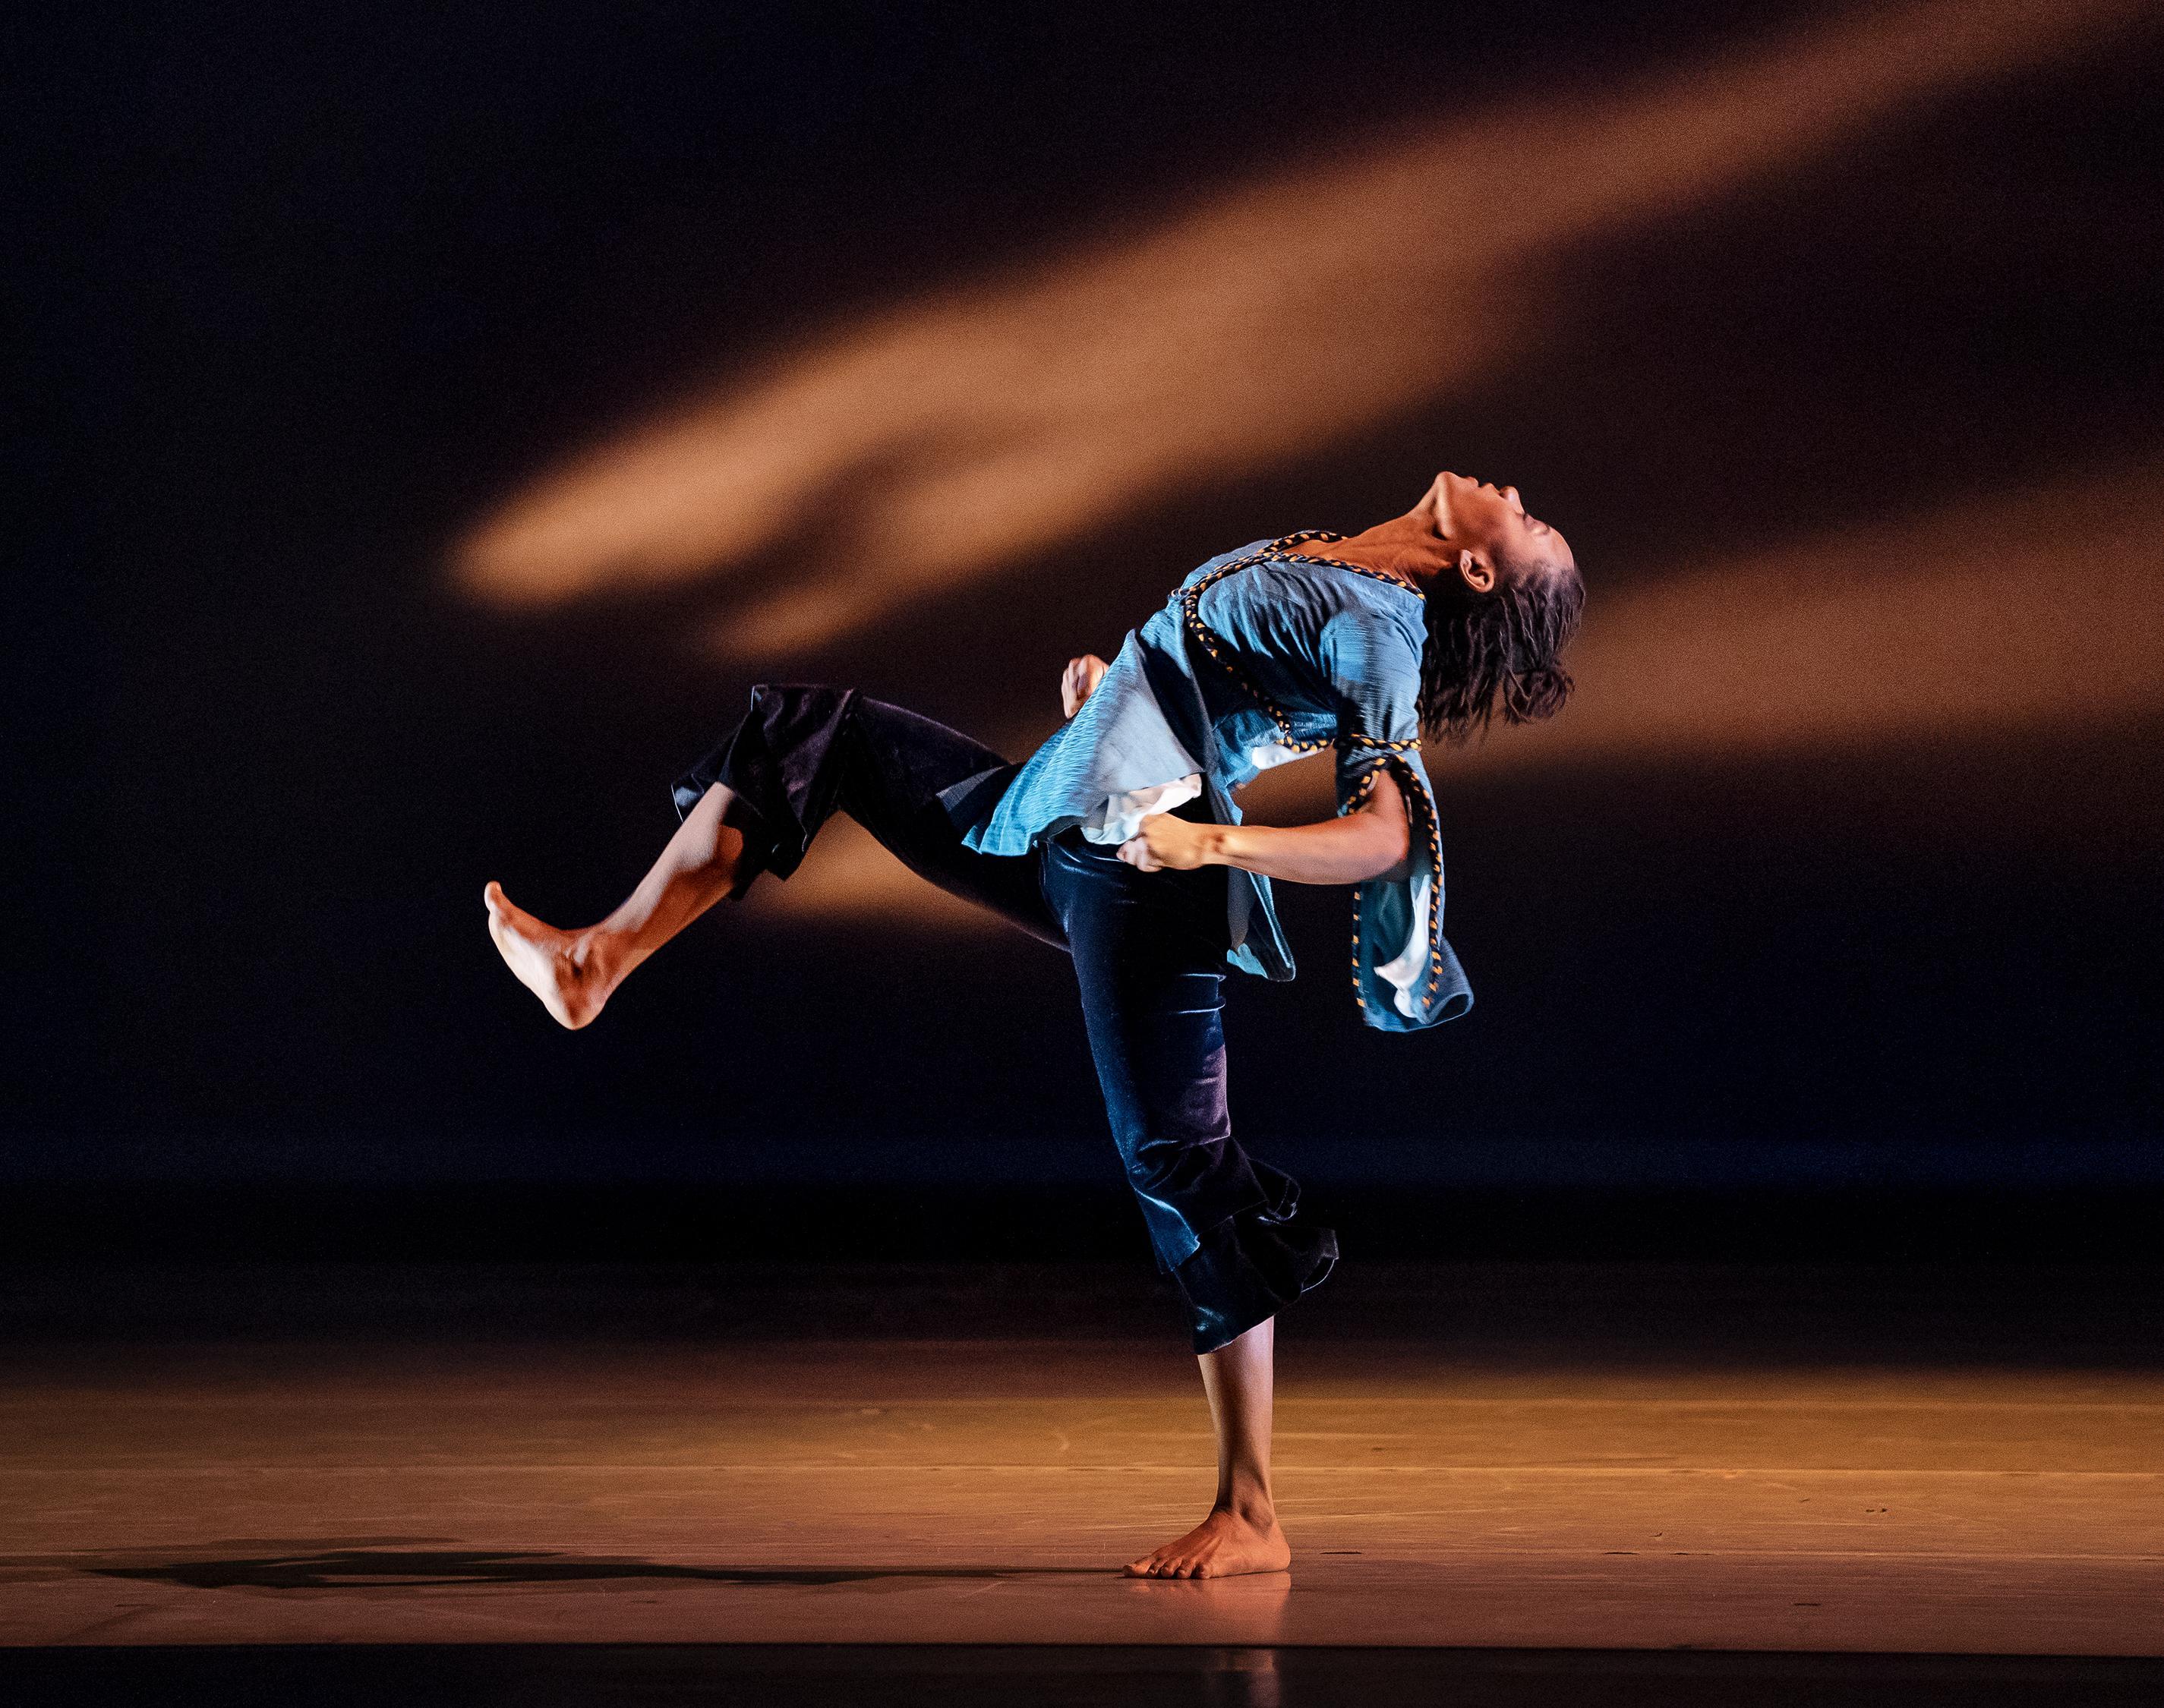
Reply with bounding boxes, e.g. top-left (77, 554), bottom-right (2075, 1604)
top-left (13, 0), bottom-right (2161, 1265)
